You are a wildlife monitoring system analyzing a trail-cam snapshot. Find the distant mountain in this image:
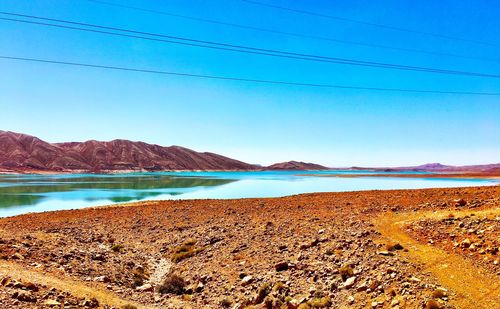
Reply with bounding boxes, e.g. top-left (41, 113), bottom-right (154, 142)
top-left (0, 131), bottom-right (258, 173)
top-left (339, 163), bottom-right (500, 172)
top-left (267, 161), bottom-right (329, 170)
